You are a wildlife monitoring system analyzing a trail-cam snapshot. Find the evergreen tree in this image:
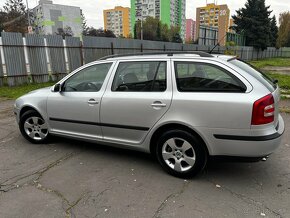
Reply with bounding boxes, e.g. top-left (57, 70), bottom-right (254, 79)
top-left (232, 0), bottom-right (272, 50)
top-left (80, 9), bottom-right (88, 36)
top-left (1, 0), bottom-right (28, 34)
top-left (269, 15), bottom-right (278, 47)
